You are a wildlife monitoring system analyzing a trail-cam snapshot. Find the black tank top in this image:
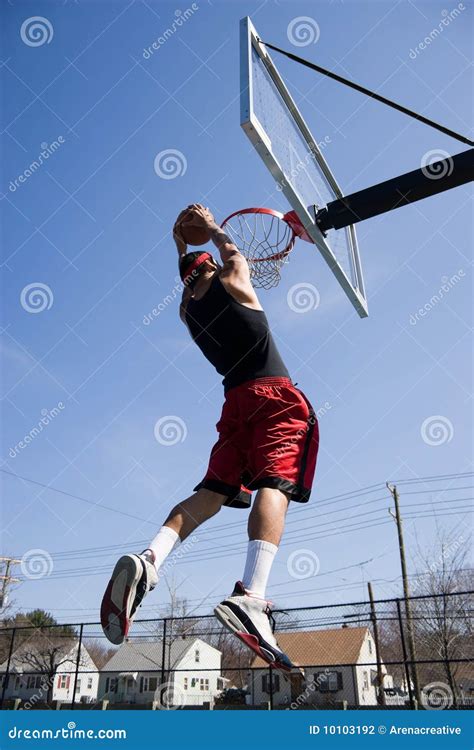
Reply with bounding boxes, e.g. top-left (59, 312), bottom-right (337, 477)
top-left (185, 274), bottom-right (290, 391)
